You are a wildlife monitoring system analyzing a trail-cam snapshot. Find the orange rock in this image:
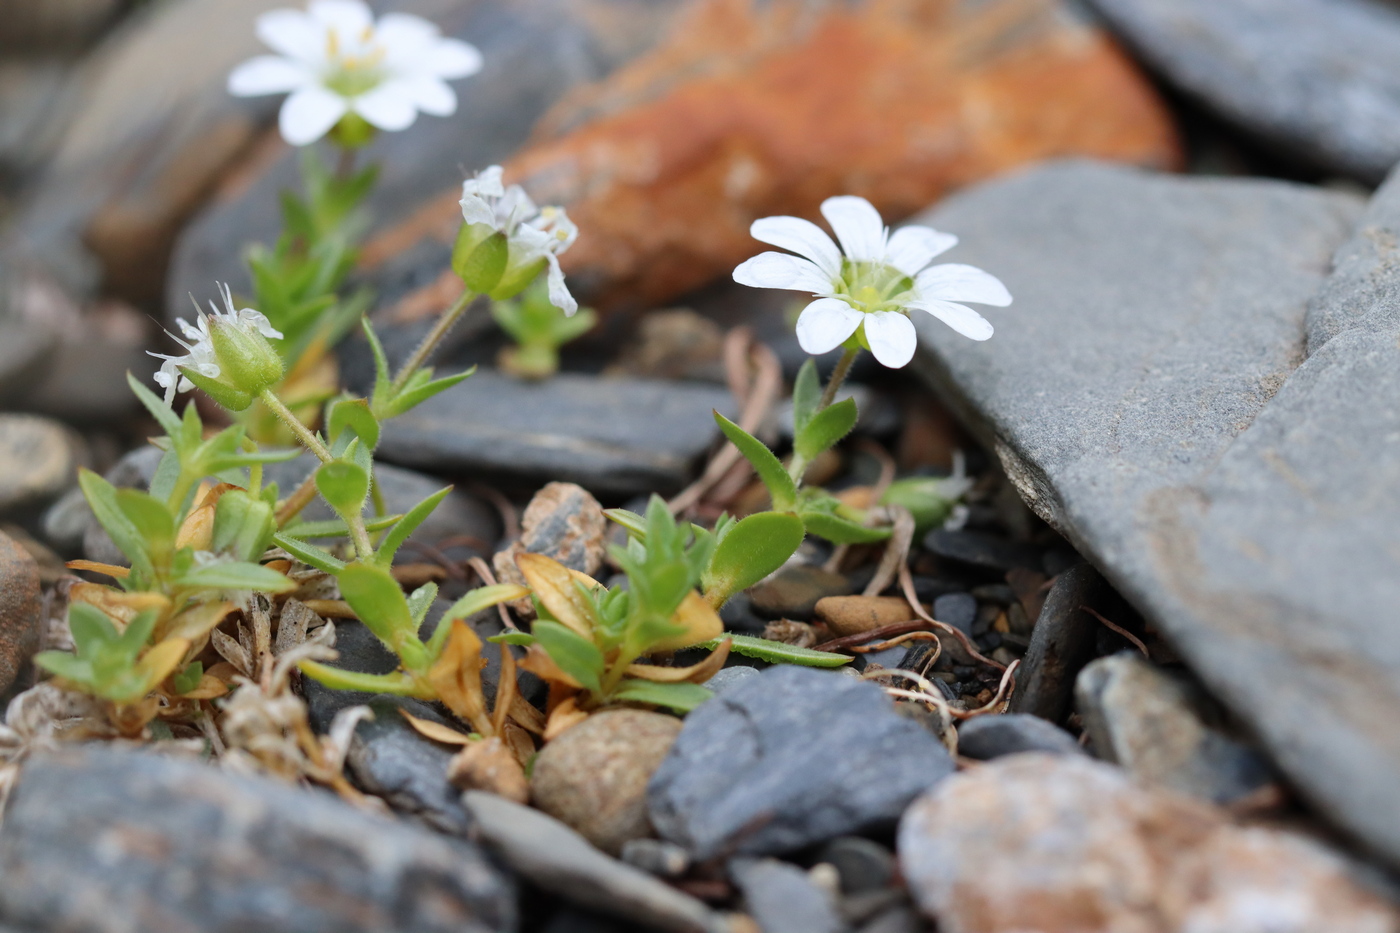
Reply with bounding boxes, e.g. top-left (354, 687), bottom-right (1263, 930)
top-left (814, 595), bottom-right (918, 636)
top-left (363, 0), bottom-right (1179, 317)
